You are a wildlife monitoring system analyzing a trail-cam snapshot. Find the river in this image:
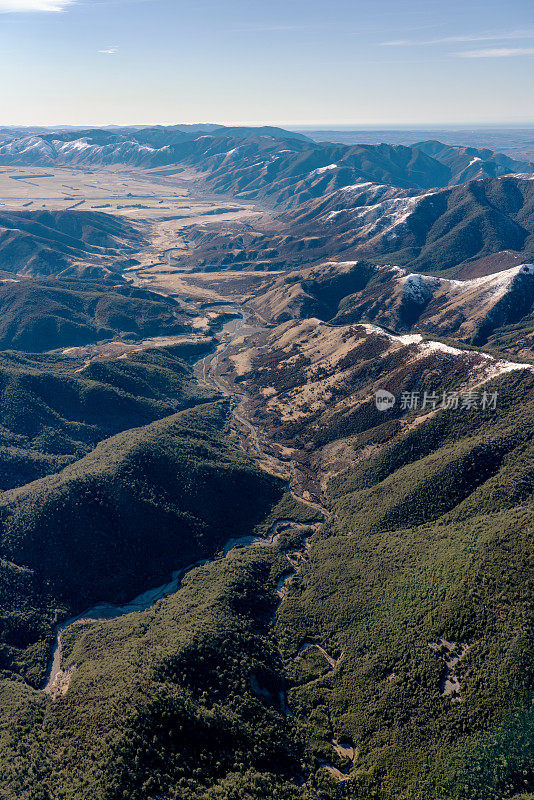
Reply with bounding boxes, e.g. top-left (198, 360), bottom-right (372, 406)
top-left (43, 308), bottom-right (329, 694)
